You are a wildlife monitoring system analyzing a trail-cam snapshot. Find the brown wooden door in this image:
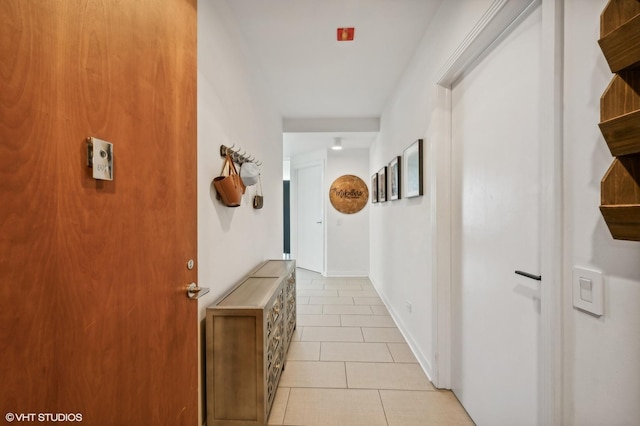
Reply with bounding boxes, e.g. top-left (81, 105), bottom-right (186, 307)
top-left (0, 1), bottom-right (198, 424)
